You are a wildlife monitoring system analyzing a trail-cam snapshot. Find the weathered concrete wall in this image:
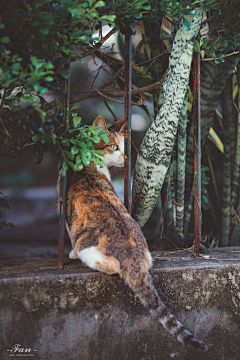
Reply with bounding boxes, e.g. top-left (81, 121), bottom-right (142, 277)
top-left (0, 248), bottom-right (240, 360)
